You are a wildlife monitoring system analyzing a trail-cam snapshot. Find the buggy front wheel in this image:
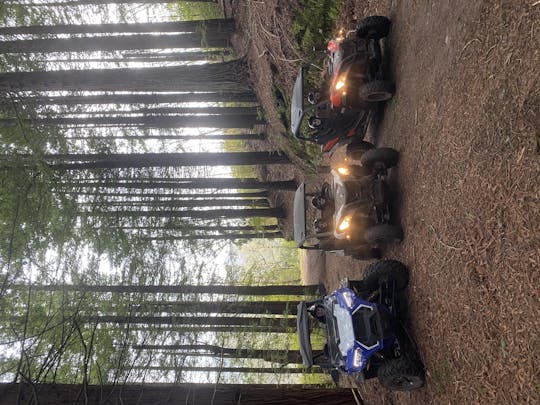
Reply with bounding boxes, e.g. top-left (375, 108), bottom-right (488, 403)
top-left (356, 16), bottom-right (391, 39)
top-left (362, 259), bottom-right (409, 291)
top-left (377, 356), bottom-right (425, 391)
top-left (358, 80), bottom-right (395, 102)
